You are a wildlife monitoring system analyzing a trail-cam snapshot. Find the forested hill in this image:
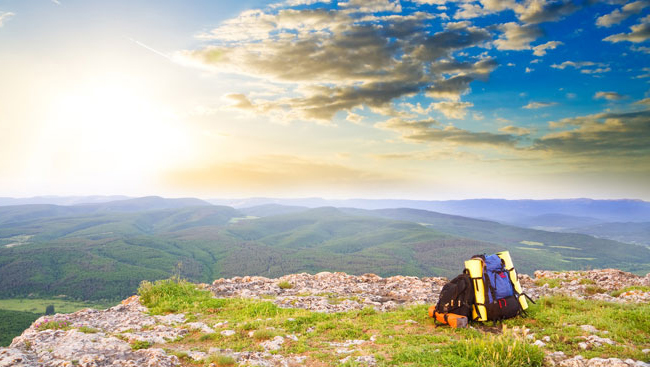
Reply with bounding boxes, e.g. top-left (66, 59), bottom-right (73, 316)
top-left (0, 198), bottom-right (649, 301)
